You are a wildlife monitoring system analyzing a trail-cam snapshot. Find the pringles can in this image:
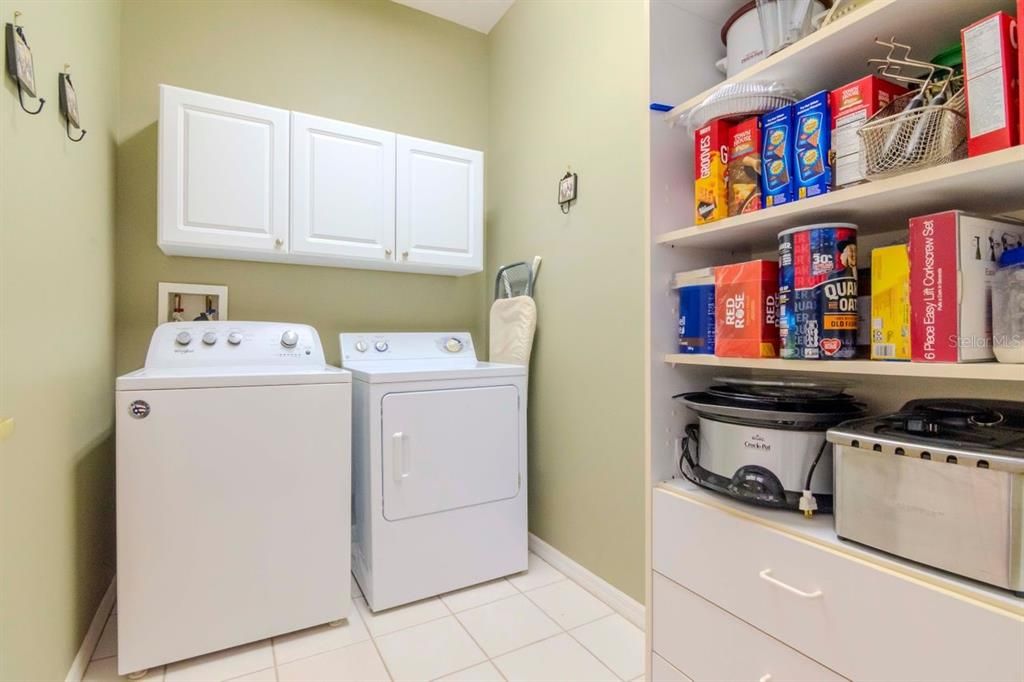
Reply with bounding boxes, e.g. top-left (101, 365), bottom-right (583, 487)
top-left (778, 223), bottom-right (859, 359)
